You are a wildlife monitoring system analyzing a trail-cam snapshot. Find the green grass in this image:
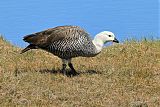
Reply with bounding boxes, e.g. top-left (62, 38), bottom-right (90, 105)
top-left (0, 36), bottom-right (160, 107)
